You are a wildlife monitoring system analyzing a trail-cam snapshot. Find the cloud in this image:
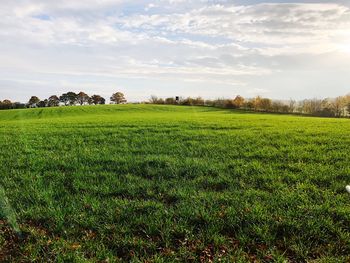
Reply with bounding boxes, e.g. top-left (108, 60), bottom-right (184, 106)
top-left (0, 1), bottom-right (350, 102)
